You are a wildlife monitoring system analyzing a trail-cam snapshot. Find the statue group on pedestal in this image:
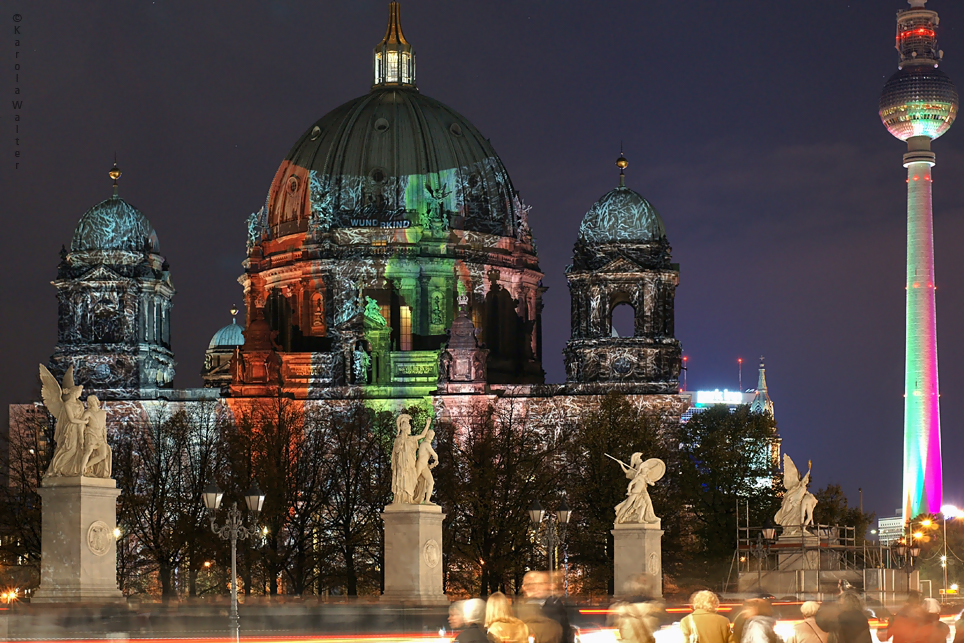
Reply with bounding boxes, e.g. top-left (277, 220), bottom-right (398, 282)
top-left (774, 454), bottom-right (817, 534)
top-left (40, 365), bottom-right (112, 479)
top-left (610, 452), bottom-right (666, 524)
top-left (390, 414), bottom-right (439, 505)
